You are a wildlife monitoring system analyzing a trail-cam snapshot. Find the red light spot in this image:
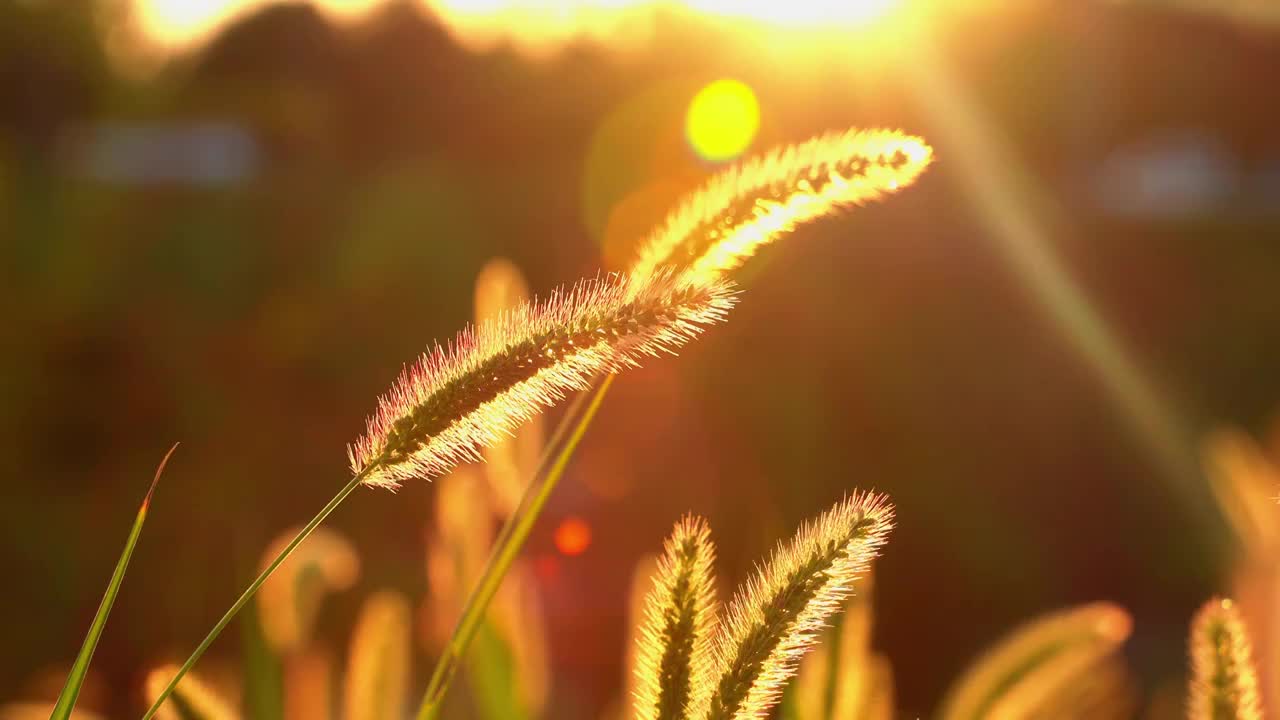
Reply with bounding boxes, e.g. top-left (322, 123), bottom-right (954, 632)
top-left (534, 553), bottom-right (561, 583)
top-left (554, 516), bottom-right (592, 556)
